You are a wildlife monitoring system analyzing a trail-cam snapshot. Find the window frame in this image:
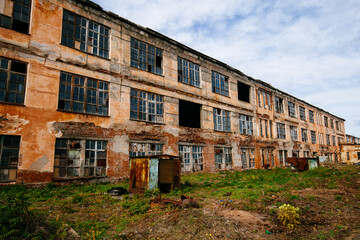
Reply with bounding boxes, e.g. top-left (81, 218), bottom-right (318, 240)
top-left (239, 114), bottom-right (253, 135)
top-left (309, 110), bottom-right (314, 123)
top-left (0, 57), bottom-right (27, 105)
top-left (299, 106), bottom-right (306, 120)
top-left (275, 96), bottom-right (284, 113)
top-left (213, 108), bottom-right (231, 132)
top-left (177, 57), bottom-right (200, 88)
top-left (53, 138), bottom-right (107, 179)
top-left (130, 37), bottom-right (163, 75)
top-left (277, 123), bottom-right (286, 139)
top-left (130, 88), bottom-right (164, 123)
top-left (301, 128), bottom-right (308, 142)
top-left (58, 72), bottom-right (109, 116)
top-left (129, 142), bottom-right (163, 157)
top-left (178, 144), bottom-right (204, 172)
top-left (311, 131), bottom-right (316, 144)
top-left (214, 146), bottom-right (232, 170)
top-left (61, 9), bottom-right (110, 59)
top-left (211, 71), bottom-right (229, 96)
top-left (290, 126), bottom-right (298, 141)
top-left (288, 101), bottom-right (296, 117)
top-left (0, 0), bottom-right (31, 34)
top-left (0, 135), bottom-right (20, 182)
